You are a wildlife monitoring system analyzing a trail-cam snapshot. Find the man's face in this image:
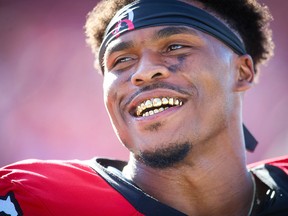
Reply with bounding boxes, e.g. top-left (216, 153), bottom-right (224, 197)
top-left (102, 25), bottom-right (241, 167)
